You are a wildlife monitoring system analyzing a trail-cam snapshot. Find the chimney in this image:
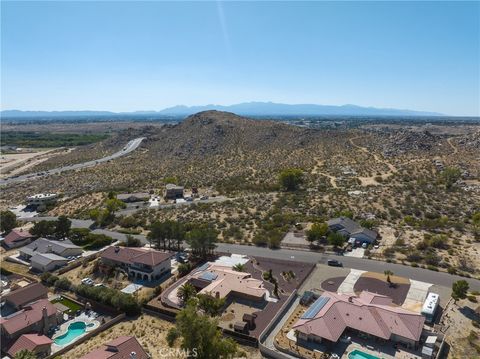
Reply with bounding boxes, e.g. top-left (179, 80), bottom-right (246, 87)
top-left (47, 245), bottom-right (52, 253)
top-left (42, 306), bottom-right (49, 335)
top-left (130, 352), bottom-right (137, 359)
top-left (114, 245), bottom-right (120, 253)
top-left (348, 296), bottom-right (353, 303)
